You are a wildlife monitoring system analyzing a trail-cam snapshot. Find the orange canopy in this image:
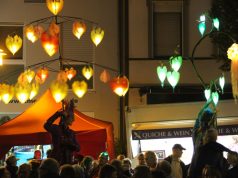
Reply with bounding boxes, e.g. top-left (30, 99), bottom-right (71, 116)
top-left (0, 90), bottom-right (115, 159)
